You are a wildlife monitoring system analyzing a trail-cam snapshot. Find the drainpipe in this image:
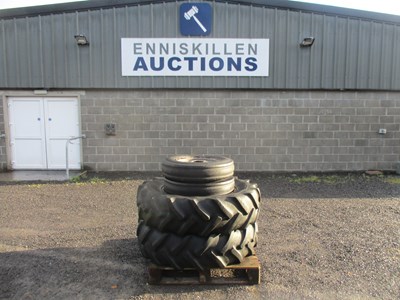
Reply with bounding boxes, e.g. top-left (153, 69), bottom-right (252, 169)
top-left (66, 135), bottom-right (86, 179)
